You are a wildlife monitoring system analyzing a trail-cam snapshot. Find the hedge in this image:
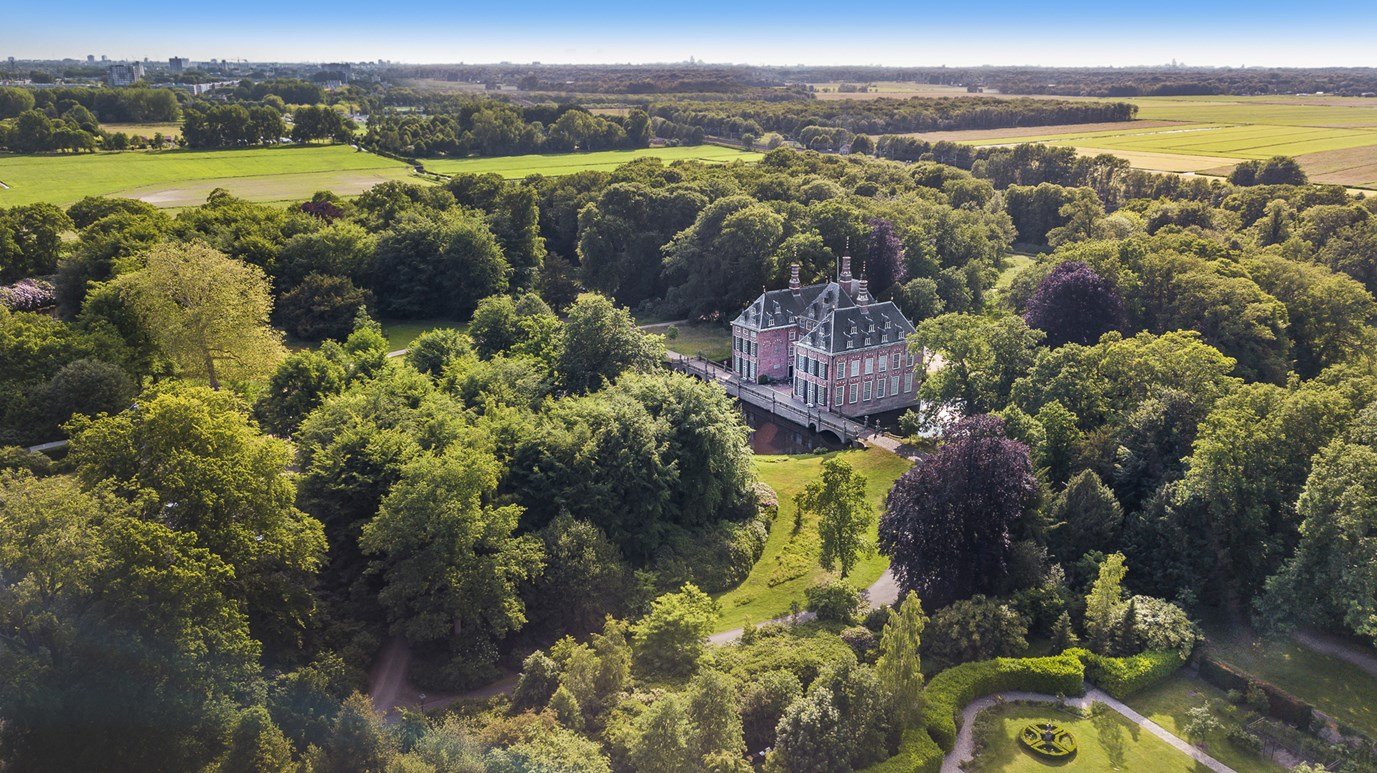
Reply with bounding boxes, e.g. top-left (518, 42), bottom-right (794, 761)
top-left (1198, 655), bottom-right (1316, 730)
top-left (857, 727), bottom-right (942, 773)
top-left (920, 653), bottom-right (1086, 751)
top-left (1069, 648), bottom-right (1185, 699)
